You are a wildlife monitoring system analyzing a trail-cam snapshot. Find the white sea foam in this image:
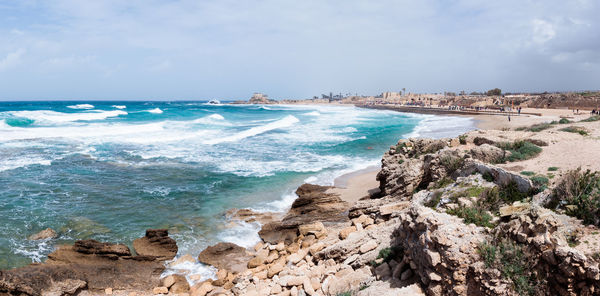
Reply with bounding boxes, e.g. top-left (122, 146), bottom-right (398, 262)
top-left (207, 114), bottom-right (225, 120)
top-left (146, 108), bottom-right (163, 114)
top-left (404, 115), bottom-right (475, 139)
top-left (0, 122), bottom-right (165, 142)
top-left (112, 105), bottom-right (127, 109)
top-left (67, 104), bottom-right (94, 109)
top-left (203, 115), bottom-right (299, 144)
top-left (4, 110), bottom-right (127, 124)
top-left (303, 111), bottom-right (321, 116)
top-left (0, 156), bottom-right (52, 172)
